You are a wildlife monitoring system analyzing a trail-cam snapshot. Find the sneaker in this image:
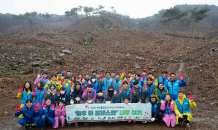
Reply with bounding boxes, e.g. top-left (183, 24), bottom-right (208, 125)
top-left (41, 127), bottom-right (45, 130)
top-left (158, 122), bottom-right (162, 125)
top-left (25, 124), bottom-right (30, 130)
top-left (179, 122), bottom-right (183, 126)
top-left (31, 124), bottom-right (35, 130)
top-left (75, 122), bottom-right (78, 127)
top-left (84, 123), bottom-right (88, 127)
top-left (186, 123), bottom-right (190, 128)
top-left (142, 121), bottom-right (147, 124)
top-left (61, 124), bottom-right (65, 127)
